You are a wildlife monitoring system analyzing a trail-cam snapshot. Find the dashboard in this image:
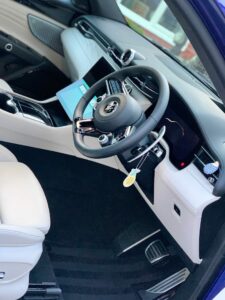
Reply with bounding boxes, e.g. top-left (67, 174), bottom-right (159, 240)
top-left (61, 16), bottom-right (225, 198)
